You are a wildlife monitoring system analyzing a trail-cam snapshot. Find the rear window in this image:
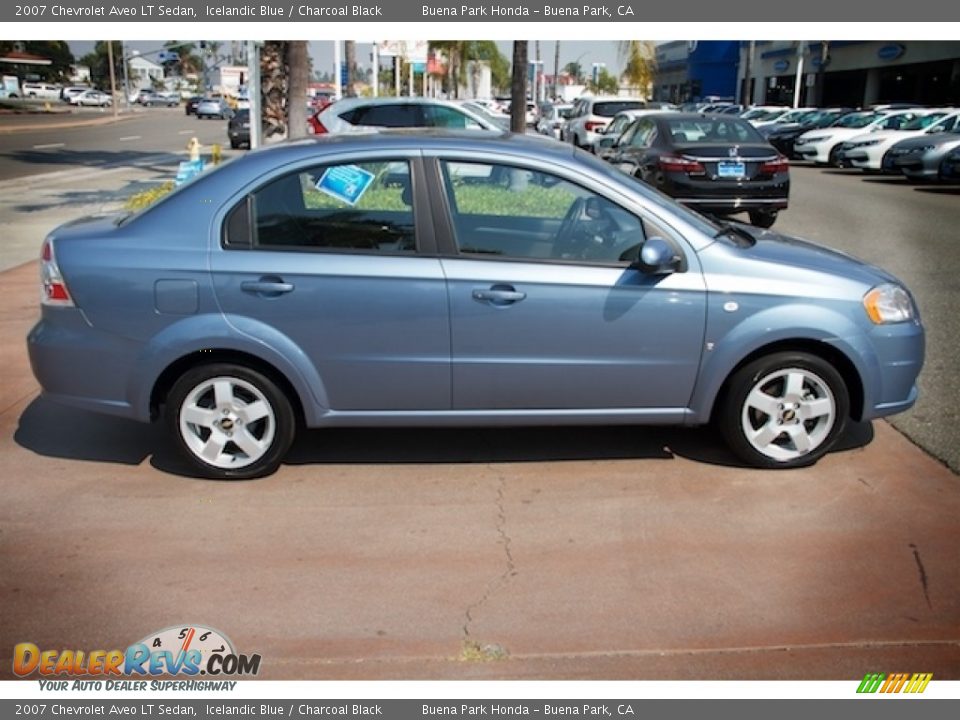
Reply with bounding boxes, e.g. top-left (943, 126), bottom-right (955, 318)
top-left (593, 101), bottom-right (645, 117)
top-left (665, 118), bottom-right (765, 144)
